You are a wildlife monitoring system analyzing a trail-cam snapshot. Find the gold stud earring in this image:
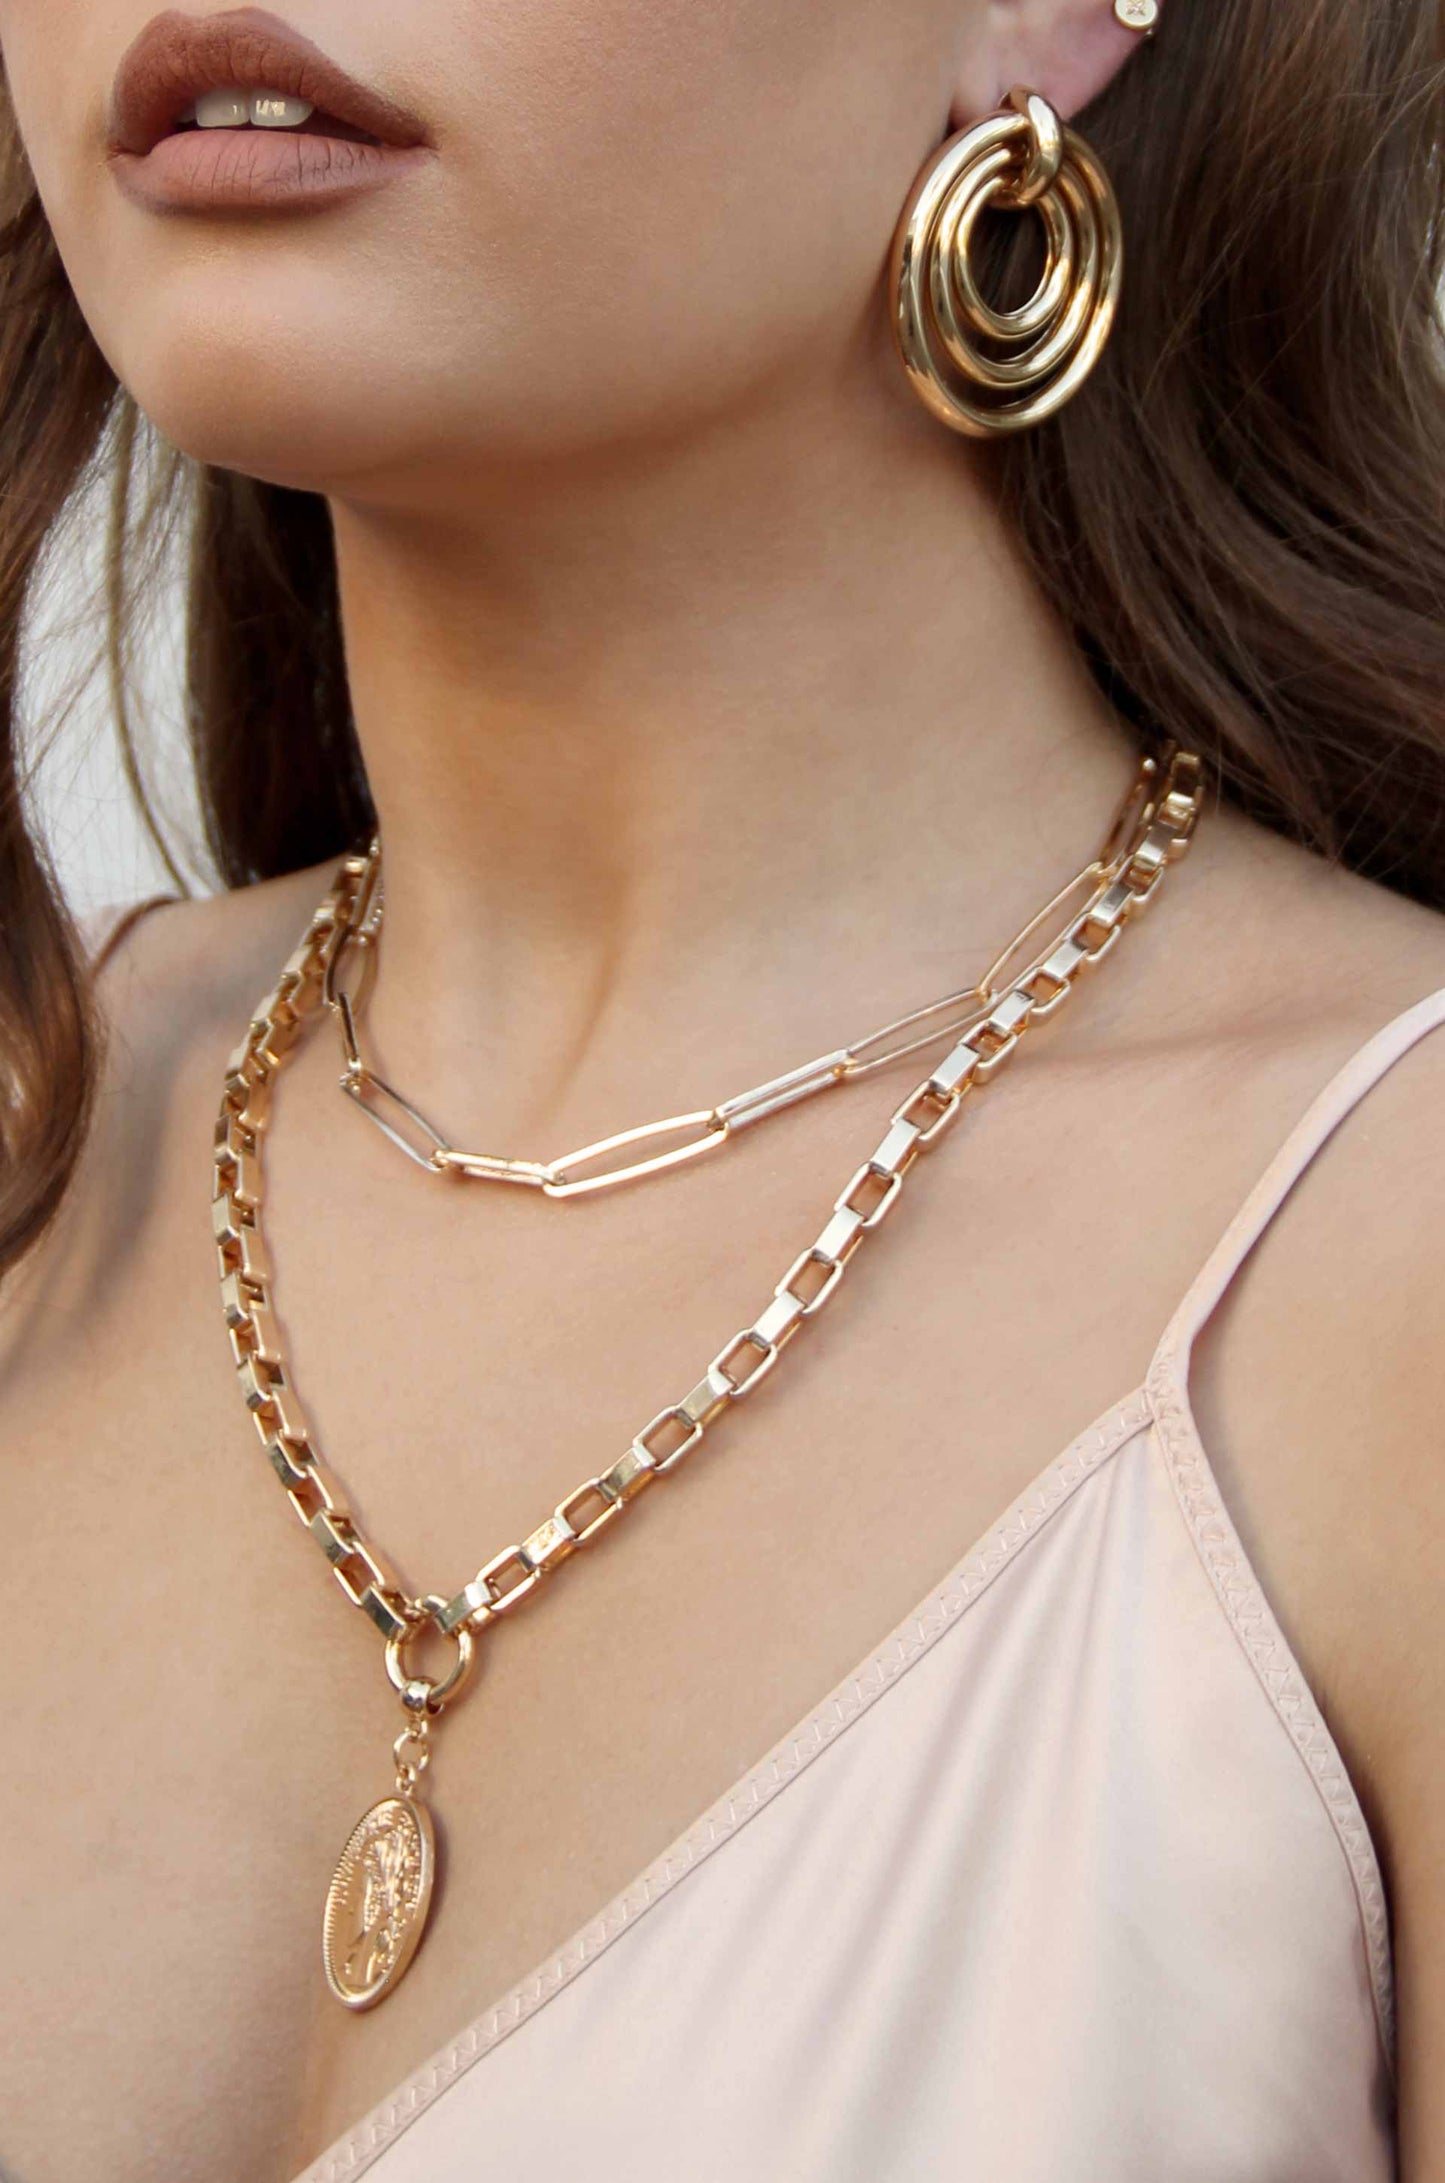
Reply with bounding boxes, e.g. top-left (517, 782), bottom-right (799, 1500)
top-left (1114, 0), bottom-right (1160, 33)
top-left (888, 85), bottom-right (1124, 439)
